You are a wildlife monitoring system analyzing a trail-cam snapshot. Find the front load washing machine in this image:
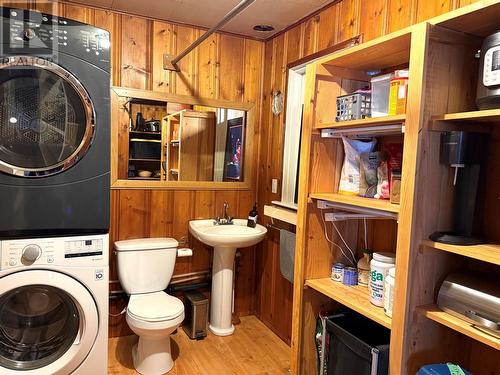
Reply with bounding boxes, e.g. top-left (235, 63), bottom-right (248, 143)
top-left (0, 7), bottom-right (110, 238)
top-left (0, 234), bottom-right (109, 374)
